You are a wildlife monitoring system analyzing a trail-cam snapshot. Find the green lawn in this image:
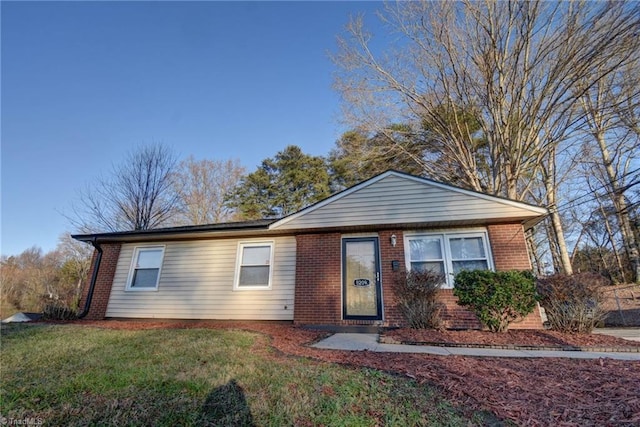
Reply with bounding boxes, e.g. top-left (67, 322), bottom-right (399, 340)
top-left (1, 324), bottom-right (486, 426)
